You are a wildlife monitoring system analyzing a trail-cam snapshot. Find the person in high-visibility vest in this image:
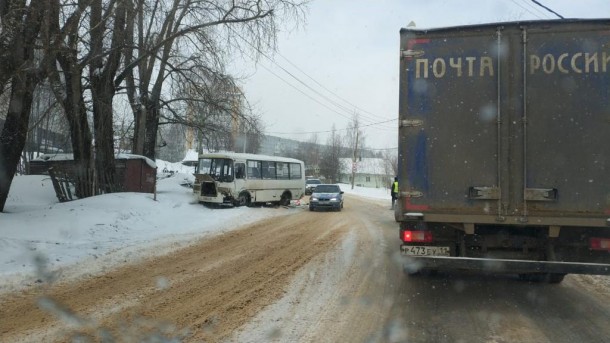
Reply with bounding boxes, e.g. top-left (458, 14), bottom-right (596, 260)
top-left (391, 177), bottom-right (399, 210)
